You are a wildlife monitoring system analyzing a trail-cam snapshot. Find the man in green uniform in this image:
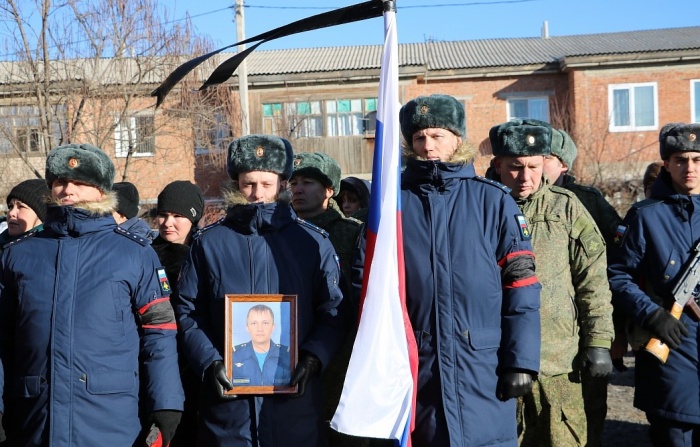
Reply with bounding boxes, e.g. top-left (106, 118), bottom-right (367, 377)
top-left (490, 119), bottom-right (615, 447)
top-left (543, 128), bottom-right (623, 447)
top-left (289, 152), bottom-right (373, 447)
